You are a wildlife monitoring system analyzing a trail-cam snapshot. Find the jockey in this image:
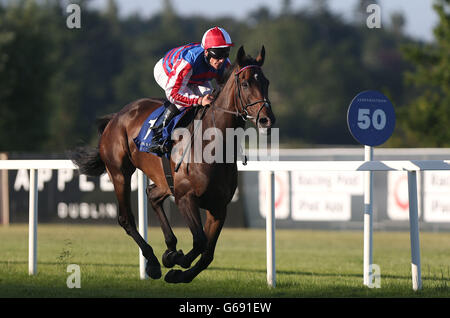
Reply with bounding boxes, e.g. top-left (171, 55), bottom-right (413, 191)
top-left (149, 26), bottom-right (234, 154)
